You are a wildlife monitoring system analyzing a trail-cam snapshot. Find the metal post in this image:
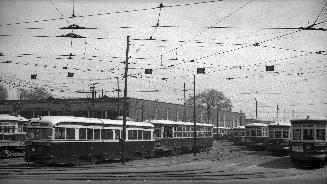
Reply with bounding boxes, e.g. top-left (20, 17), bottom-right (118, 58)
top-left (183, 82), bottom-right (186, 122)
top-left (193, 75), bottom-right (196, 156)
top-left (122, 36), bottom-right (129, 165)
top-left (255, 98), bottom-right (257, 120)
top-left (216, 108), bottom-right (219, 141)
top-left (141, 103), bottom-right (144, 122)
